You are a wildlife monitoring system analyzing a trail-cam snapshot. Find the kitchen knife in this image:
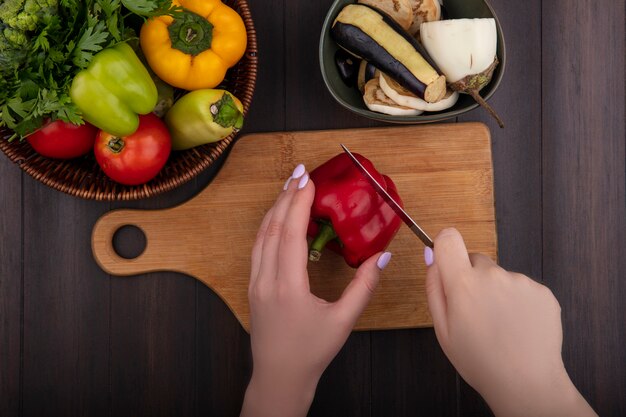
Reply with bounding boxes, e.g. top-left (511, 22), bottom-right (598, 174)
top-left (340, 144), bottom-right (434, 248)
